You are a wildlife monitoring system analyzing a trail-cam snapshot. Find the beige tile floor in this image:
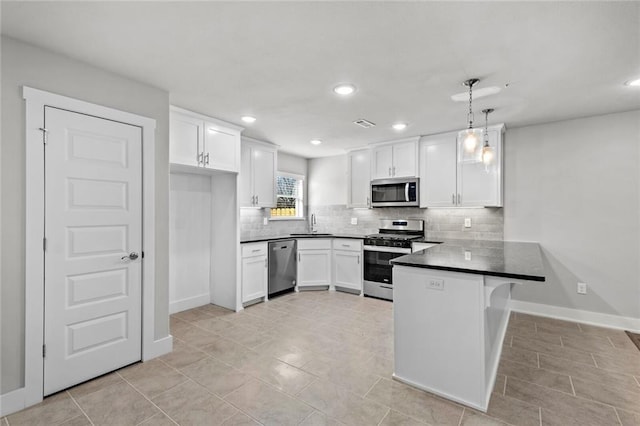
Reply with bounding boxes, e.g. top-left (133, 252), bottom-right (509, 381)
top-left (5, 290), bottom-right (640, 425)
